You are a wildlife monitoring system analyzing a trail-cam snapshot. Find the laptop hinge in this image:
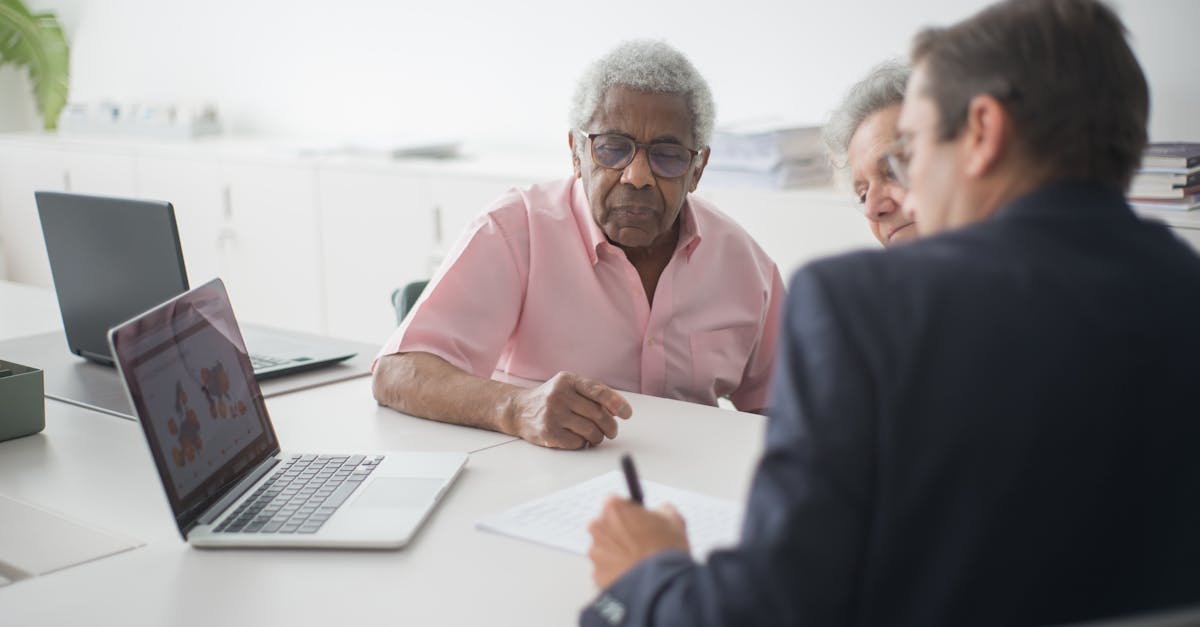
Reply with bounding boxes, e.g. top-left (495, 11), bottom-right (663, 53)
top-left (195, 456), bottom-right (281, 526)
top-left (79, 349), bottom-right (114, 365)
